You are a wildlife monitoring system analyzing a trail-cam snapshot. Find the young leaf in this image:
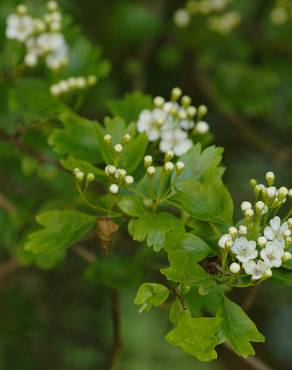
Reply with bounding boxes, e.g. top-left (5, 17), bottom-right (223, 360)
top-left (107, 91), bottom-right (153, 123)
top-left (170, 175), bottom-right (233, 226)
top-left (61, 156), bottom-right (107, 181)
top-left (24, 210), bottom-right (96, 254)
top-left (163, 231), bottom-right (213, 261)
top-left (49, 111), bottom-right (102, 163)
top-left (117, 196), bottom-right (145, 217)
top-left (135, 283), bottom-right (169, 312)
top-left (129, 212), bottom-right (185, 252)
top-left (119, 133), bottom-right (148, 173)
top-left (161, 250), bottom-right (214, 292)
top-left (165, 314), bottom-right (222, 361)
top-left (218, 294), bottom-right (265, 357)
